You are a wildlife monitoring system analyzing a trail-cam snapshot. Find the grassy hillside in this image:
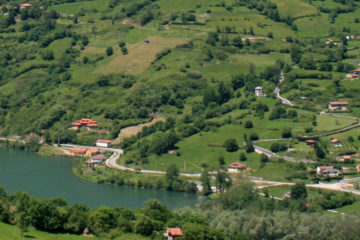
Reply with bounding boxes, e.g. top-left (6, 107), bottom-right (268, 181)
top-left (1, 0), bottom-right (360, 182)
